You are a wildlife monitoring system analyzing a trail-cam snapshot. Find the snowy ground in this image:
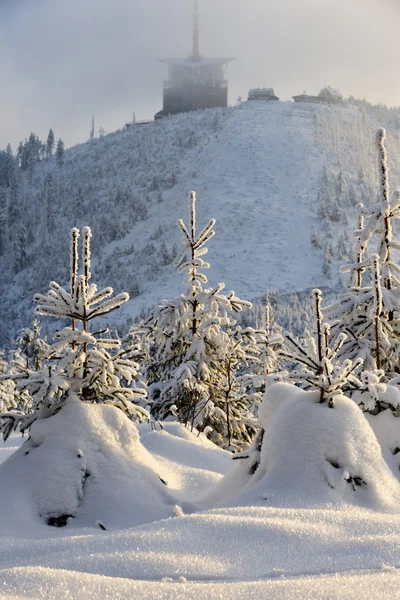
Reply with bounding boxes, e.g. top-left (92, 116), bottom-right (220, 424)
top-left (0, 399), bottom-right (399, 600)
top-left (1, 509), bottom-right (400, 599)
